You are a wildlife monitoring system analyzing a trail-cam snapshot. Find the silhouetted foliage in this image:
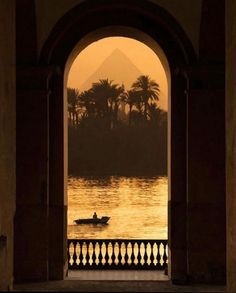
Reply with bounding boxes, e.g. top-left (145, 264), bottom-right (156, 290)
top-left (68, 88), bottom-right (80, 125)
top-left (131, 75), bottom-right (160, 120)
top-left (68, 75), bottom-right (167, 176)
